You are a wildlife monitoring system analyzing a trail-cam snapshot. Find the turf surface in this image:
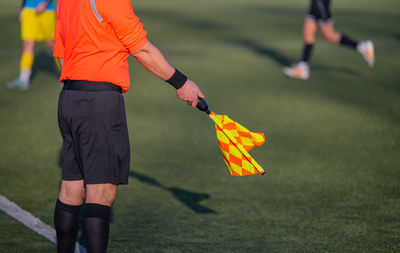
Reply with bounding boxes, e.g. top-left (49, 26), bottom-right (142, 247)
top-left (0, 0), bottom-right (399, 252)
